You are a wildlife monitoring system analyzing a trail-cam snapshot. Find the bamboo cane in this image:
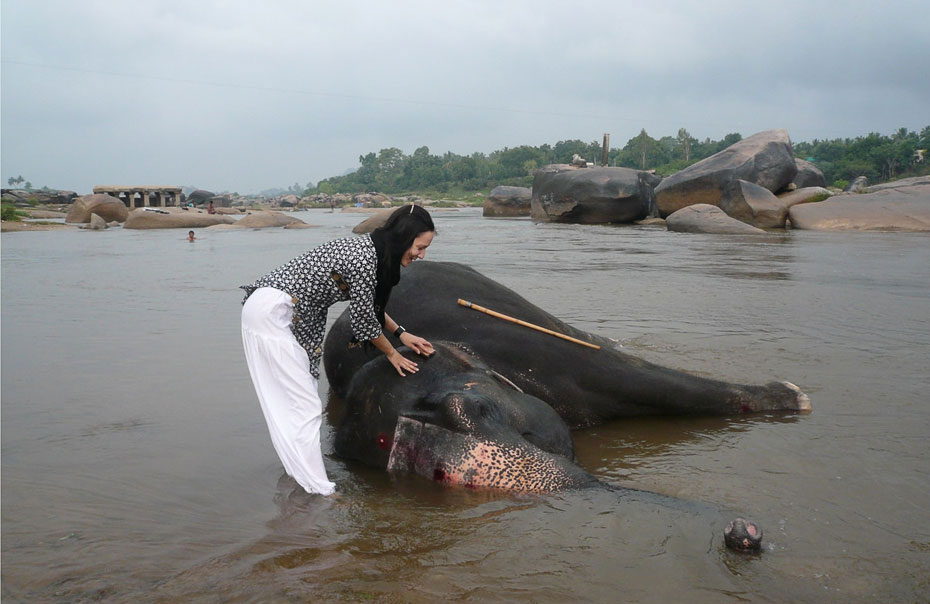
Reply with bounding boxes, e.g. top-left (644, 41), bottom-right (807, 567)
top-left (457, 299), bottom-right (601, 350)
